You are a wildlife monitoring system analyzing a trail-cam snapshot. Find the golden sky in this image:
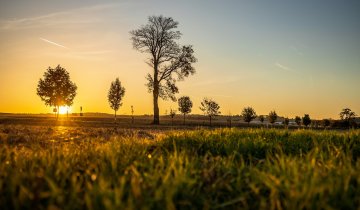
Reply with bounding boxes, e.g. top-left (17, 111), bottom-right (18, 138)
top-left (0, 1), bottom-right (359, 119)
